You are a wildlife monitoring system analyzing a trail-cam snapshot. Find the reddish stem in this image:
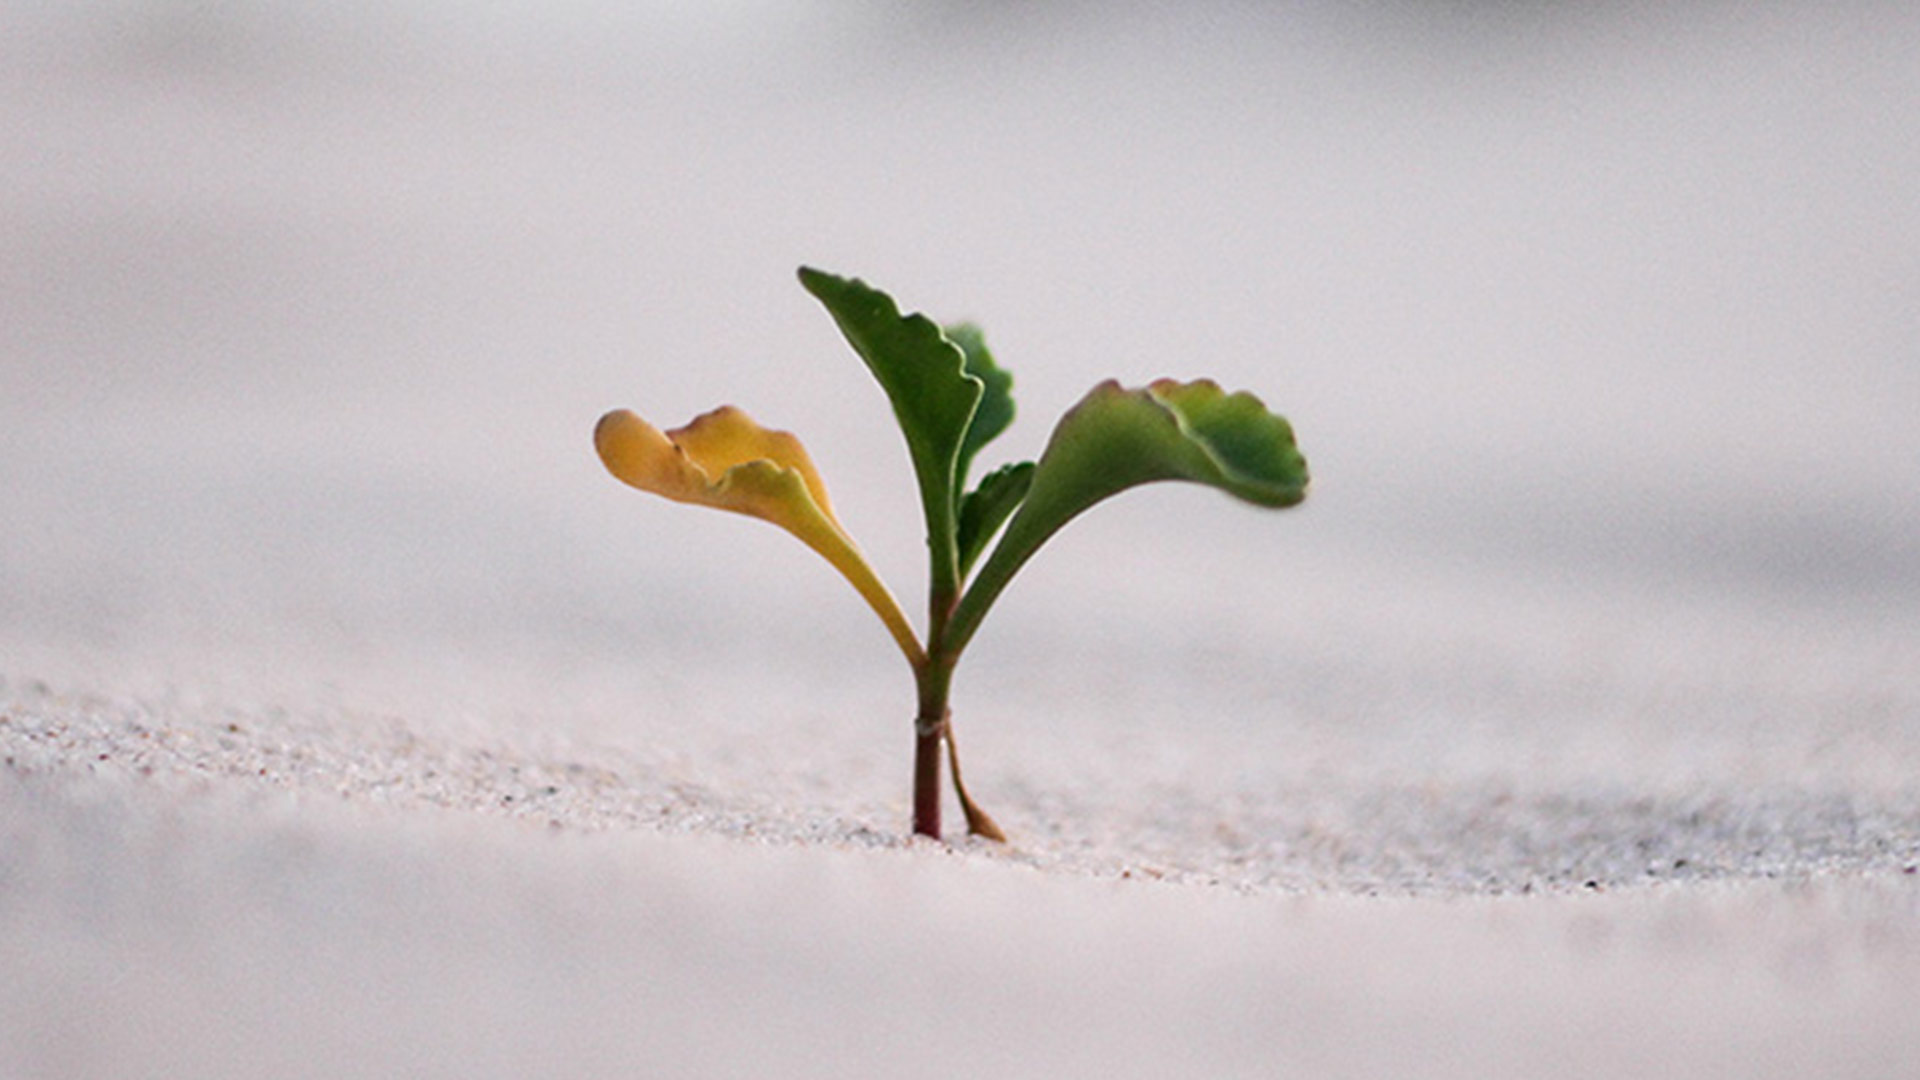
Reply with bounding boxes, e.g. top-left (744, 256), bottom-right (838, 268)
top-left (911, 717), bottom-right (944, 839)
